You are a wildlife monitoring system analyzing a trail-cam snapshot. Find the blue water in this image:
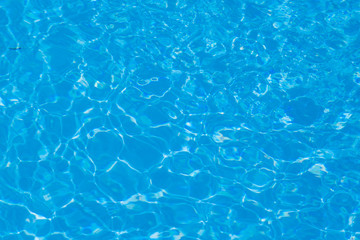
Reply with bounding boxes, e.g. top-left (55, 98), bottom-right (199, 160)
top-left (1, 0), bottom-right (360, 239)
